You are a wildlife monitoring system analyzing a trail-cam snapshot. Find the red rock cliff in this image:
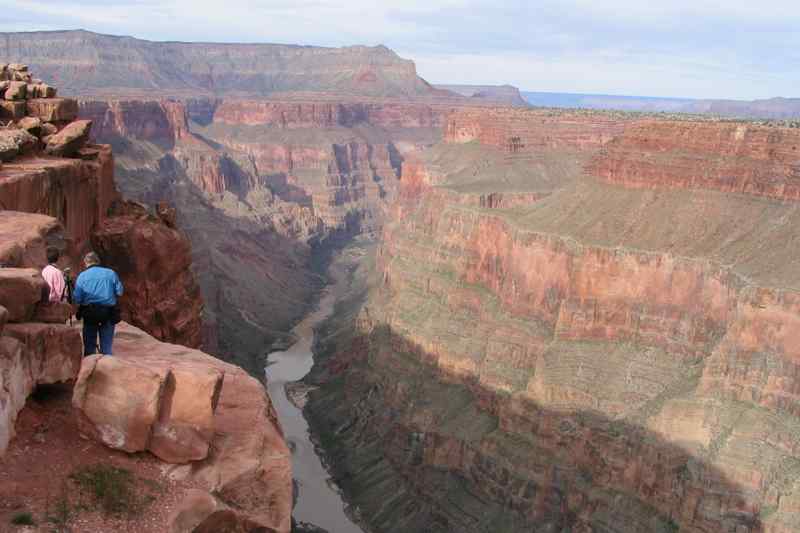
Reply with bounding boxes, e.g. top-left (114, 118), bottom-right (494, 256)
top-left (589, 120), bottom-right (800, 201)
top-left (307, 115), bottom-right (800, 533)
top-left (445, 107), bottom-right (628, 151)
